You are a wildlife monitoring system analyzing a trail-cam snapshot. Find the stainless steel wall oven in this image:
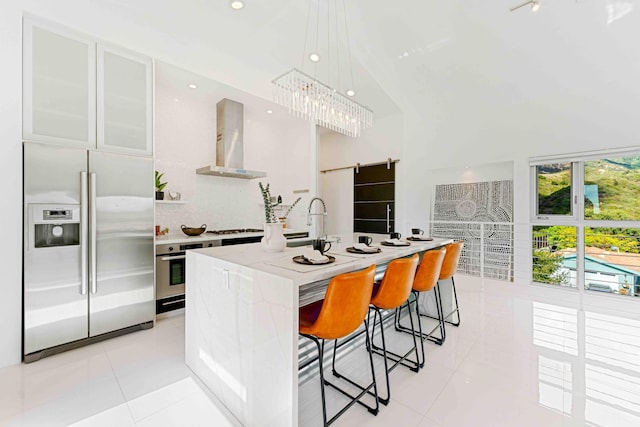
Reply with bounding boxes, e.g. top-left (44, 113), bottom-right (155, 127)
top-left (155, 241), bottom-right (218, 313)
top-left (154, 231), bottom-right (308, 314)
